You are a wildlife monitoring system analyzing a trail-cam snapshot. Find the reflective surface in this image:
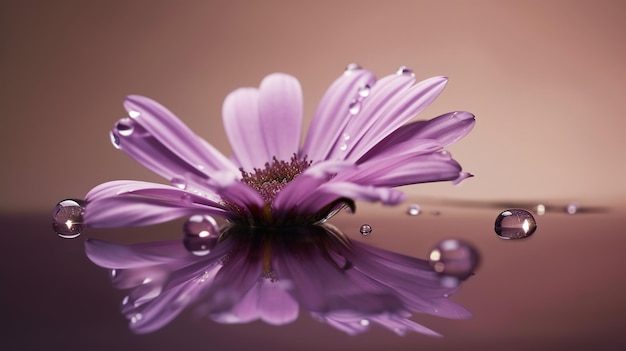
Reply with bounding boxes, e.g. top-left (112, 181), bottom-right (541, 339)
top-left (3, 205), bottom-right (626, 350)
